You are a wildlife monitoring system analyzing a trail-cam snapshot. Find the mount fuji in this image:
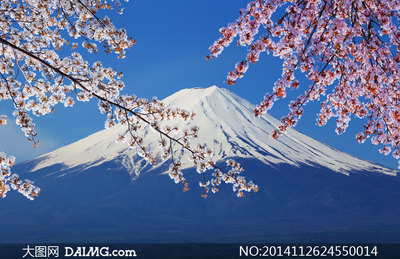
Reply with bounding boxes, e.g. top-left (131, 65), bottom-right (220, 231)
top-left (1, 86), bottom-right (400, 243)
